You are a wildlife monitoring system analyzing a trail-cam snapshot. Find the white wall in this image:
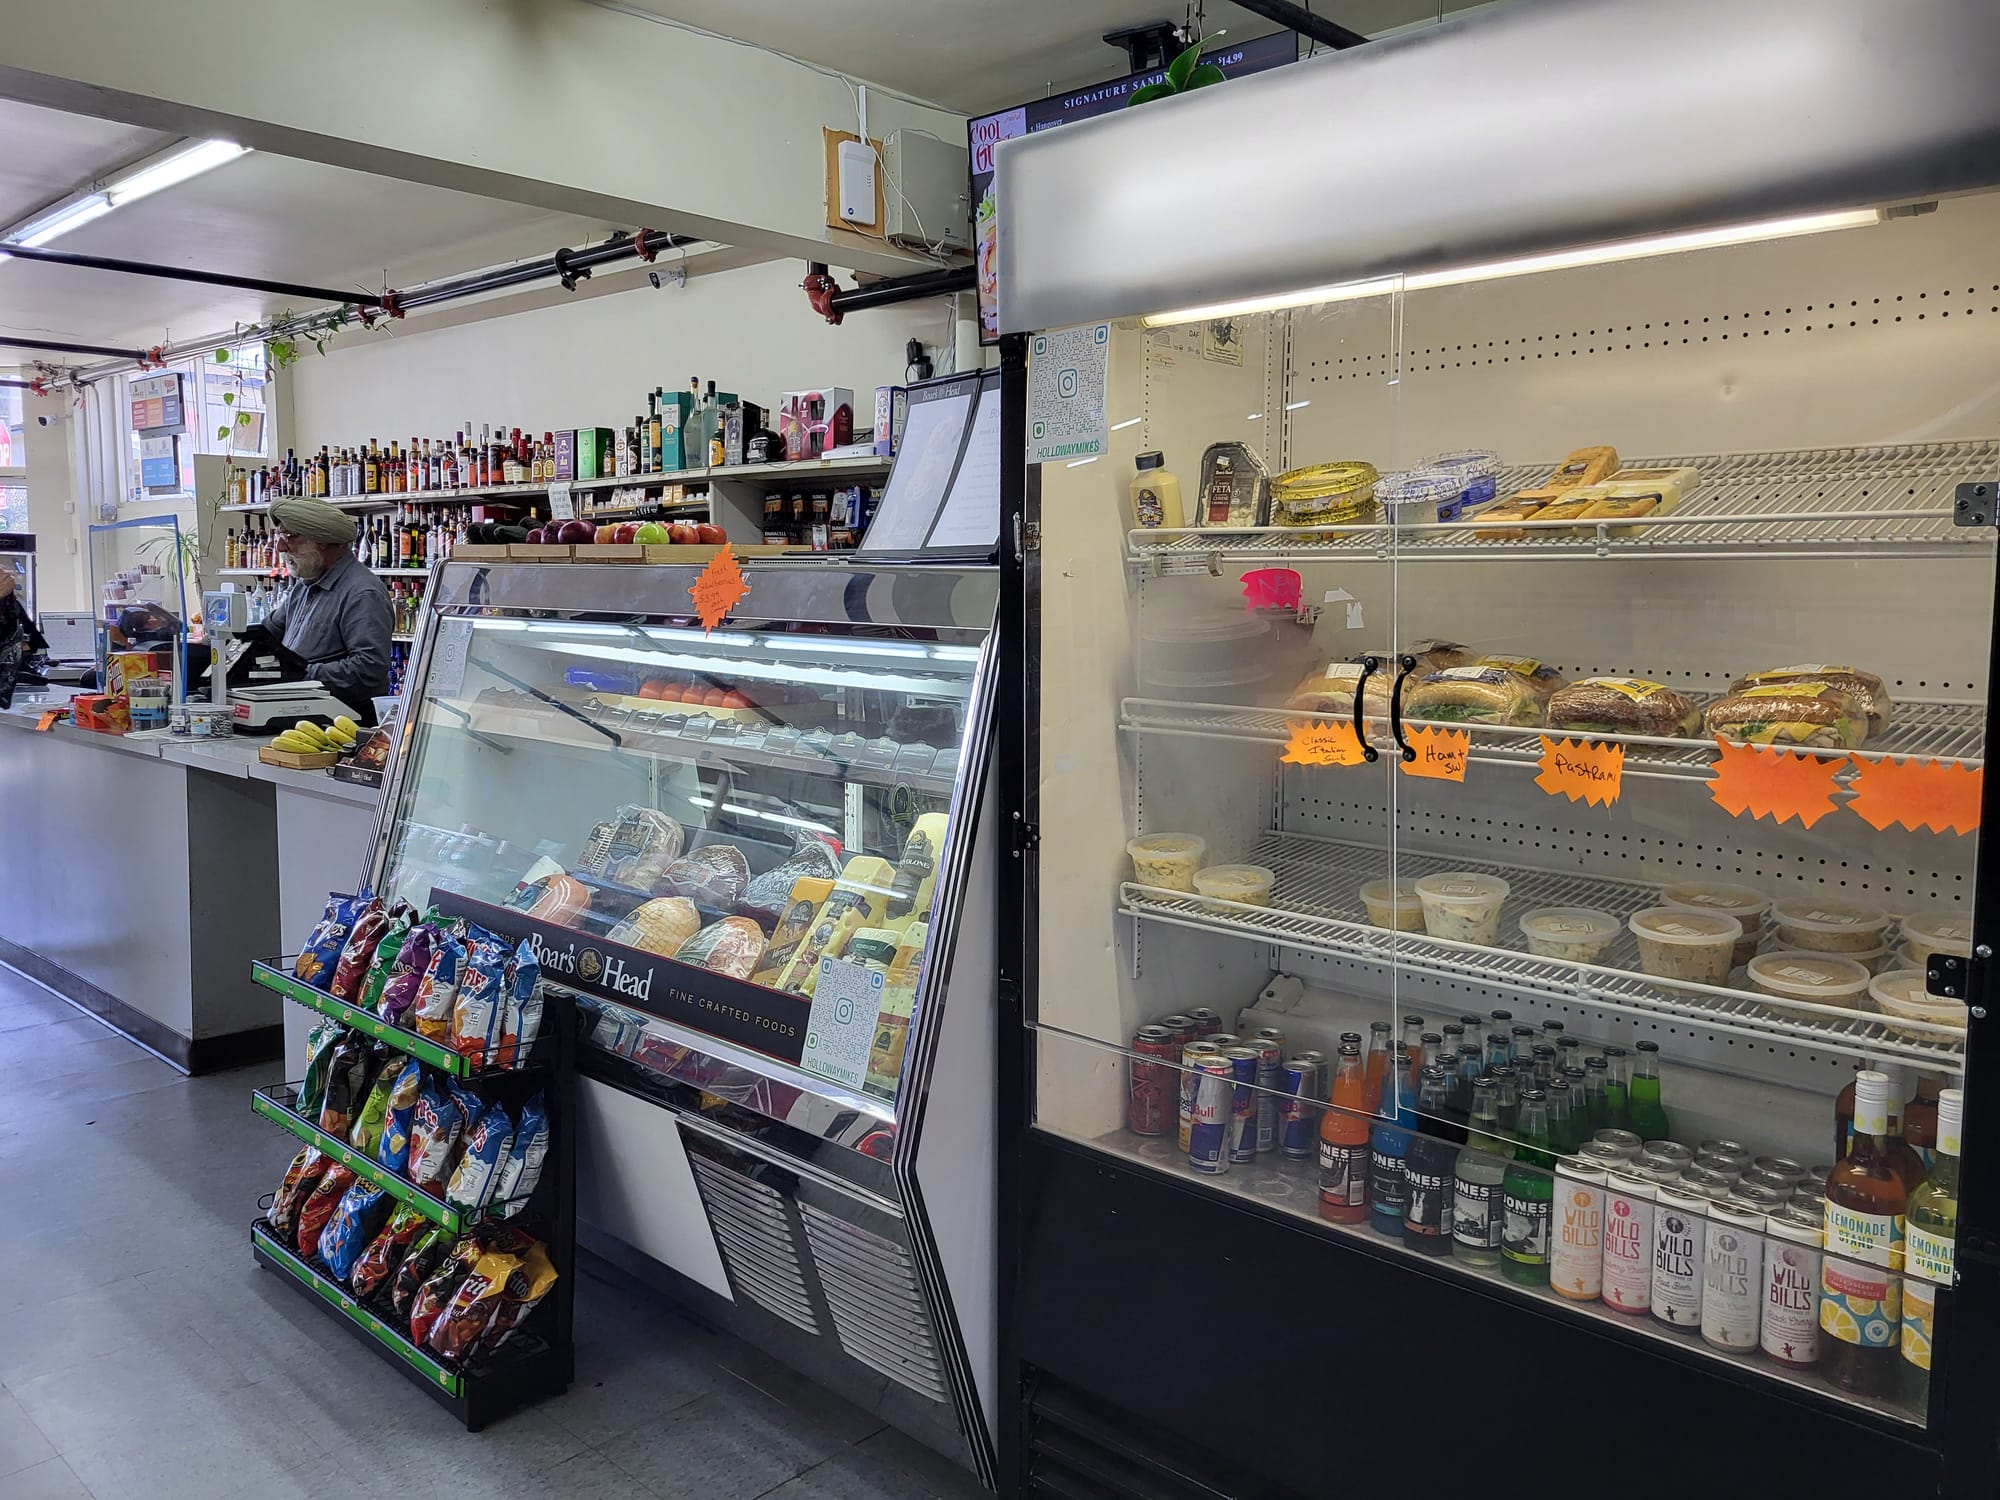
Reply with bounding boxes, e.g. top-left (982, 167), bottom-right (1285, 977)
top-left (286, 260), bottom-right (957, 448)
